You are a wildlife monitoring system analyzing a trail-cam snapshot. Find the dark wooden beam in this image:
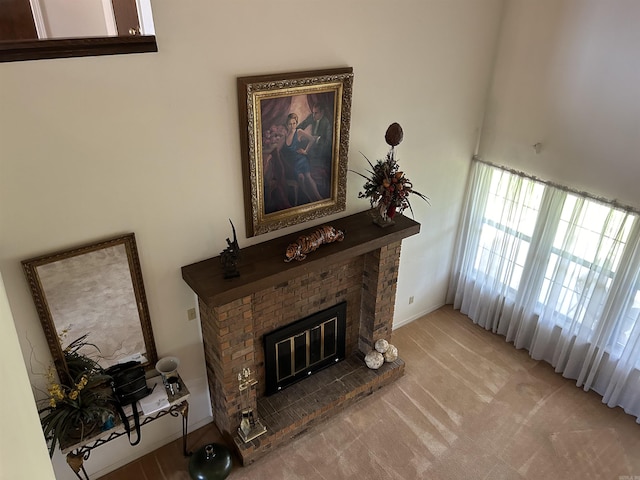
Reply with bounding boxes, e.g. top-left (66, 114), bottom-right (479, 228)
top-left (0, 35), bottom-right (157, 63)
top-left (181, 210), bottom-right (420, 307)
